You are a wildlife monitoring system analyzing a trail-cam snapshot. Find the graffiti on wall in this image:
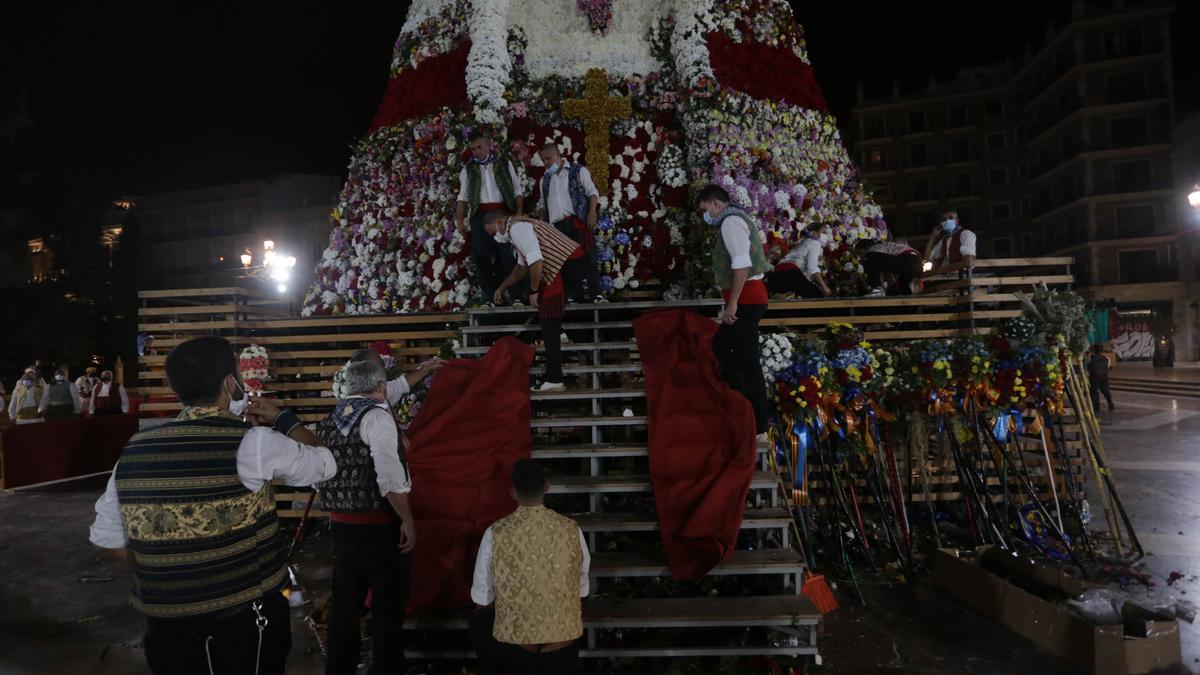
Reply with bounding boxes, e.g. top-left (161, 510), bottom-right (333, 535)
top-left (1112, 319), bottom-right (1153, 361)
